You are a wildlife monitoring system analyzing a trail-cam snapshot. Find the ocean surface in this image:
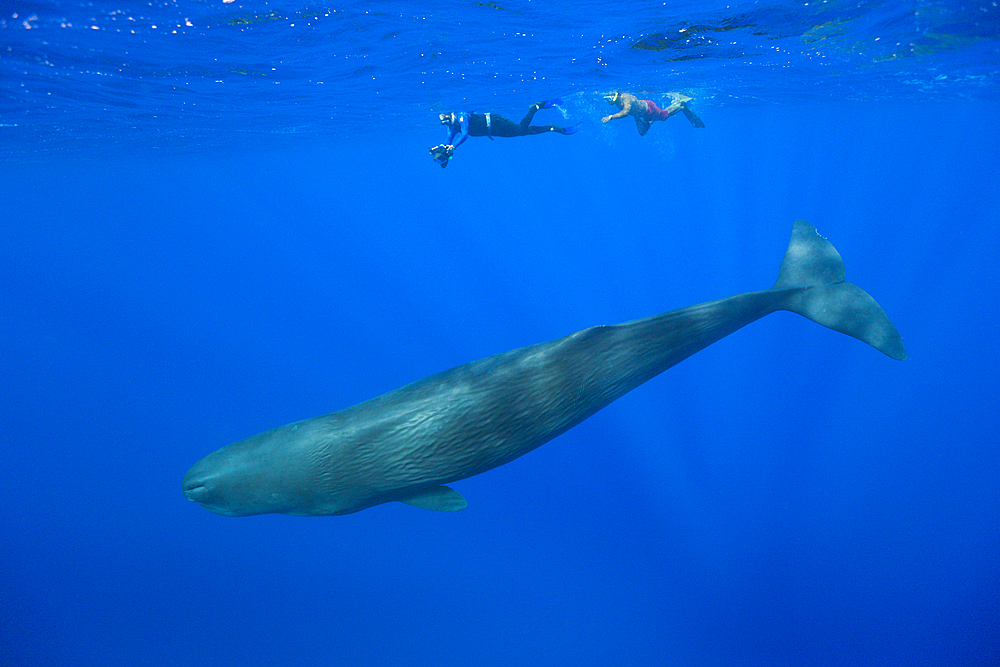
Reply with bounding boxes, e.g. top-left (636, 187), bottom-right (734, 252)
top-left (2, 1), bottom-right (998, 665)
